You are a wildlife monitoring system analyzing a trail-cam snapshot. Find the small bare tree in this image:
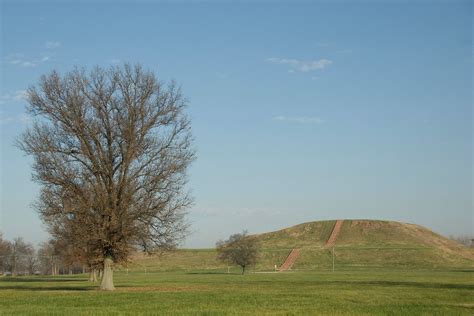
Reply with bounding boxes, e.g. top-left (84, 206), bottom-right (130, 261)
top-left (216, 231), bottom-right (259, 274)
top-left (8, 238), bottom-right (34, 276)
top-left (25, 247), bottom-right (37, 275)
top-left (19, 64), bottom-right (194, 290)
top-left (37, 241), bottom-right (56, 275)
